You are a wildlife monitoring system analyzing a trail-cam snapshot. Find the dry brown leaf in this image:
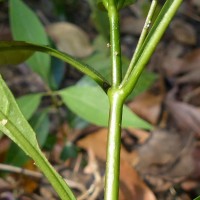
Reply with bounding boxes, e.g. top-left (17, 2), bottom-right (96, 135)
top-left (181, 48), bottom-right (200, 73)
top-left (0, 192), bottom-right (15, 199)
top-left (128, 90), bottom-right (163, 125)
top-left (161, 56), bottom-right (184, 77)
top-left (136, 129), bottom-right (195, 181)
top-left (0, 25), bottom-right (12, 40)
top-left (121, 17), bottom-right (145, 35)
top-left (22, 161), bottom-right (39, 193)
top-left (176, 68), bottom-right (200, 84)
top-left (166, 99), bottom-right (200, 135)
top-left (181, 180), bottom-right (199, 191)
top-left (119, 160), bottom-right (156, 200)
top-left (76, 128), bottom-right (137, 163)
top-left (136, 129), bottom-right (183, 172)
top-left (157, 48), bottom-right (200, 79)
top-left (0, 178), bottom-right (12, 191)
top-left (183, 87), bottom-right (200, 106)
top-left (0, 138), bottom-right (10, 162)
top-left (46, 22), bottom-right (93, 58)
top-left (171, 19), bottom-right (197, 45)
top-left (191, 0), bottom-right (200, 14)
top-left (40, 187), bottom-right (55, 199)
top-left (127, 128), bottom-right (150, 145)
top-left (148, 41), bottom-right (185, 77)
